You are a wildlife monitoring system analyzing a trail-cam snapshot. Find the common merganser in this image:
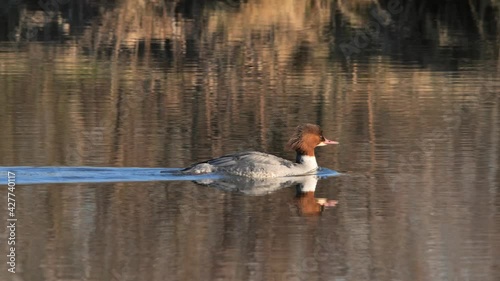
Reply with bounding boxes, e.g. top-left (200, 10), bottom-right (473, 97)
top-left (182, 124), bottom-right (338, 178)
